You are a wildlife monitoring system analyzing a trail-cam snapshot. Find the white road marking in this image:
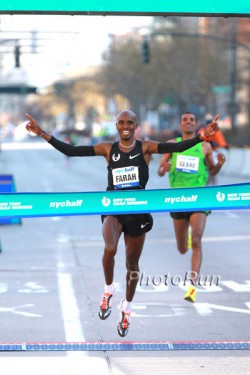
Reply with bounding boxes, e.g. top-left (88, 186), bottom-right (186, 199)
top-left (129, 302), bottom-right (186, 318)
top-left (201, 235), bottom-right (250, 242)
top-left (0, 282), bottom-right (8, 293)
top-left (57, 235), bottom-right (70, 243)
top-left (194, 302), bottom-right (250, 316)
top-left (178, 284), bottom-right (223, 293)
top-left (137, 284), bottom-right (169, 293)
top-left (225, 211), bottom-right (240, 218)
top-left (0, 304), bottom-right (42, 317)
top-left (57, 272), bottom-right (86, 344)
top-left (221, 280), bottom-right (250, 292)
top-left (0, 357), bottom-right (110, 375)
top-left (56, 270), bottom-right (109, 371)
top-left (18, 282), bottom-right (48, 293)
